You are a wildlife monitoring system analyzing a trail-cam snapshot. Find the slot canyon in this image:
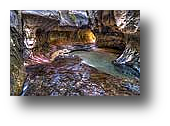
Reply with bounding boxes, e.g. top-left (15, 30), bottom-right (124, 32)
top-left (10, 10), bottom-right (140, 96)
